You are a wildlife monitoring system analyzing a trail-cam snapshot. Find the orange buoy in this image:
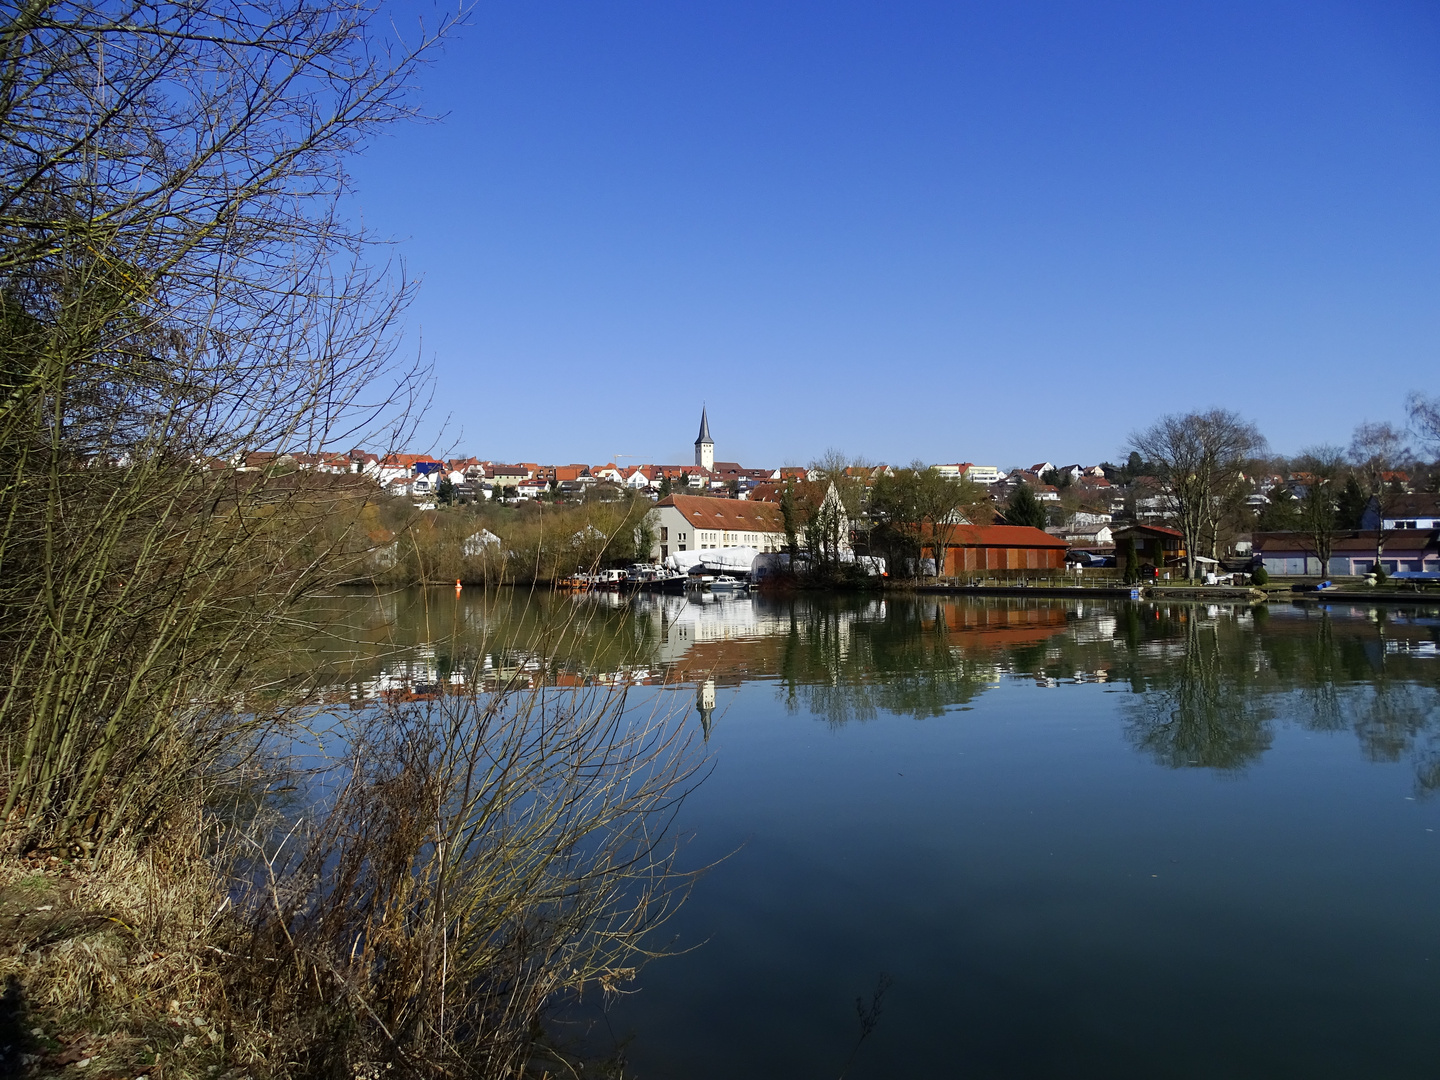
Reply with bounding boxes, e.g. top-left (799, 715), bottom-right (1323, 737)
top-left (455, 578), bottom-right (462, 593)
